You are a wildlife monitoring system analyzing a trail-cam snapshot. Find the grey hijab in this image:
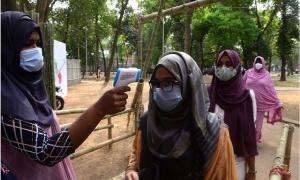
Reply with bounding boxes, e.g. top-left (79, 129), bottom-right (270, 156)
top-left (147, 51), bottom-right (223, 171)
